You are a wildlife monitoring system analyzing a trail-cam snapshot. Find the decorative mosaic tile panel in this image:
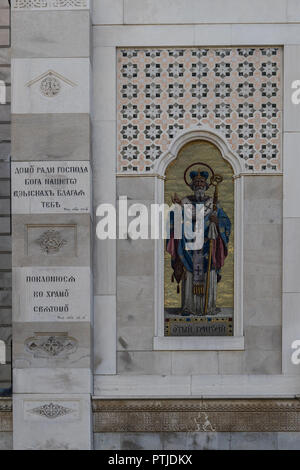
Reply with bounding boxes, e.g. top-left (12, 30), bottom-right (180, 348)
top-left (117, 47), bottom-right (282, 173)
